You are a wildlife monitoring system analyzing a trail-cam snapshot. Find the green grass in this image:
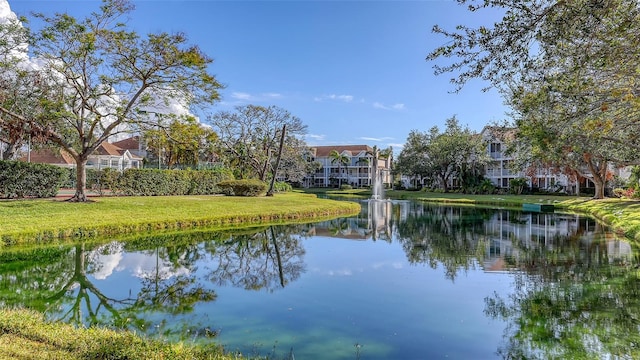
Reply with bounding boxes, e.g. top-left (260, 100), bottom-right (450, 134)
top-left (559, 197), bottom-right (640, 243)
top-left (0, 193), bottom-right (361, 245)
top-left (0, 308), bottom-right (239, 360)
